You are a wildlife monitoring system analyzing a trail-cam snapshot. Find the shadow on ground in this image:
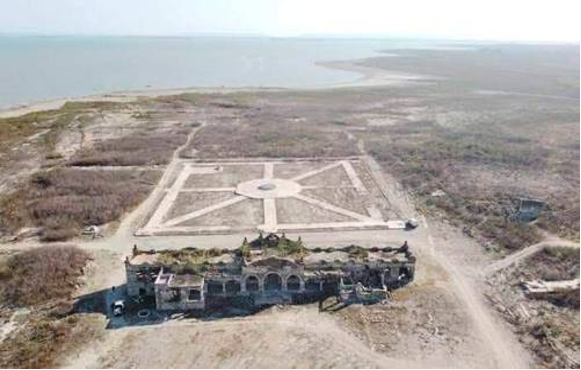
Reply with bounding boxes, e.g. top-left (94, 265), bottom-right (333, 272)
top-left (74, 285), bottom-right (349, 330)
